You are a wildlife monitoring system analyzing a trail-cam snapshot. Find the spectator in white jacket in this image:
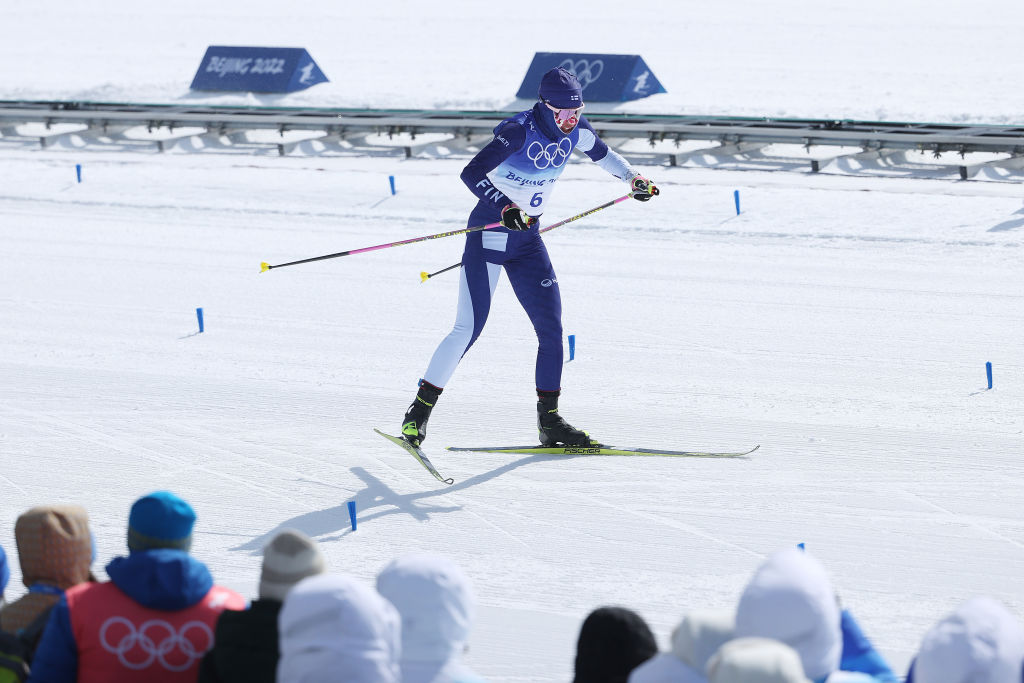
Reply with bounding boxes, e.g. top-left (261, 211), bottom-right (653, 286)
top-left (706, 637), bottom-right (811, 683)
top-left (734, 547), bottom-right (894, 683)
top-left (907, 596), bottom-right (1024, 683)
top-left (628, 609), bottom-right (735, 683)
top-left (277, 573), bottom-right (401, 683)
top-left (376, 554), bottom-right (487, 683)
